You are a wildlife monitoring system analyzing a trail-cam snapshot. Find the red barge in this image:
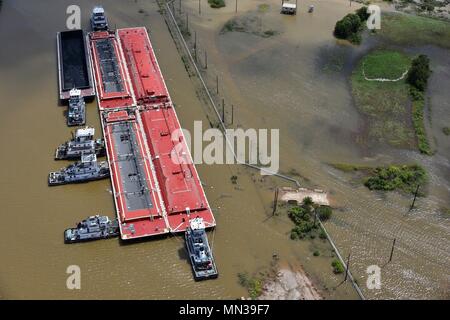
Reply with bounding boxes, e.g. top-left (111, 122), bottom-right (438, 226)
top-left (88, 27), bottom-right (215, 240)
